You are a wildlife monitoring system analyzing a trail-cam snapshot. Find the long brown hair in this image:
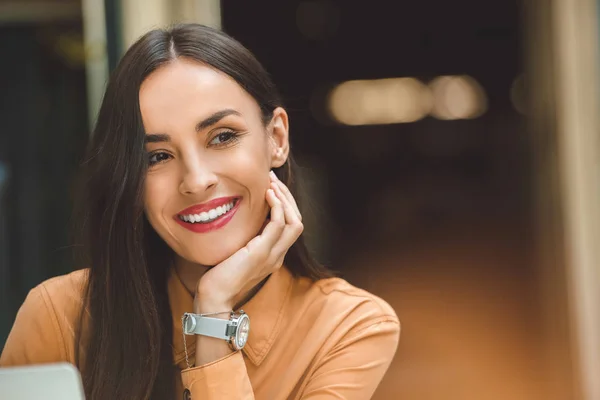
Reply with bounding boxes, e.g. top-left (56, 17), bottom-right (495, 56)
top-left (73, 24), bottom-right (333, 399)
